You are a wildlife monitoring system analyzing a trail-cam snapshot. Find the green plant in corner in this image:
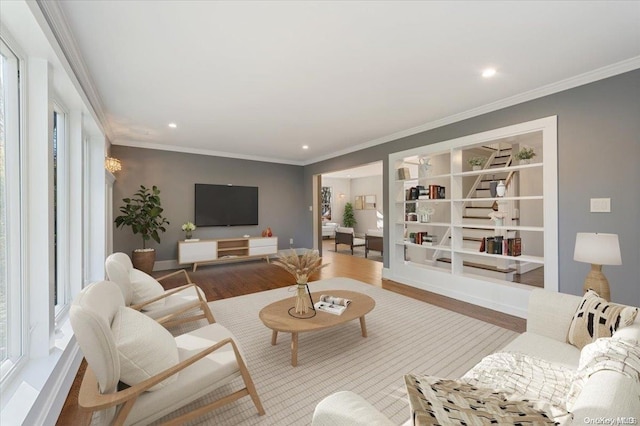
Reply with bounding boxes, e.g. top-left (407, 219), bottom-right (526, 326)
top-left (343, 202), bottom-right (357, 228)
top-left (515, 147), bottom-right (536, 161)
top-left (115, 185), bottom-right (170, 249)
